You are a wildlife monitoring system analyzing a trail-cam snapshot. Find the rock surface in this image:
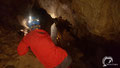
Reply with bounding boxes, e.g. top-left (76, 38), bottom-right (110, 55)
top-left (0, 0), bottom-right (120, 68)
top-left (38, 0), bottom-right (120, 40)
